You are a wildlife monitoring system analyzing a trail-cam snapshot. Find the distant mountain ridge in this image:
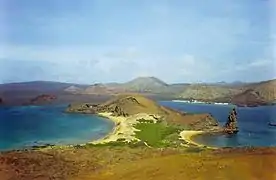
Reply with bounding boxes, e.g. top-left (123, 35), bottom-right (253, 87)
top-left (0, 77), bottom-right (275, 106)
